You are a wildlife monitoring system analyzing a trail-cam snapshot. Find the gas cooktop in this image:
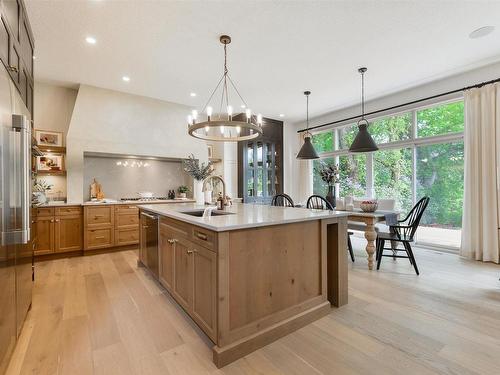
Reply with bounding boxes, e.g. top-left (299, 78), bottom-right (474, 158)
top-left (120, 197), bottom-right (170, 202)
